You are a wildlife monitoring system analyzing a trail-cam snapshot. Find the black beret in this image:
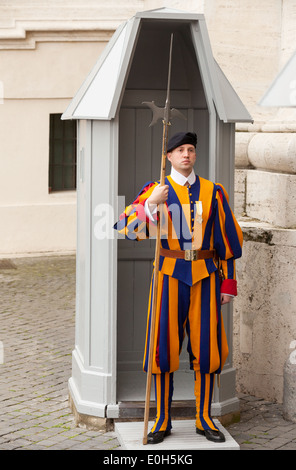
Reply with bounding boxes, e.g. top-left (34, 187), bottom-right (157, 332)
top-left (167, 132), bottom-right (197, 152)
